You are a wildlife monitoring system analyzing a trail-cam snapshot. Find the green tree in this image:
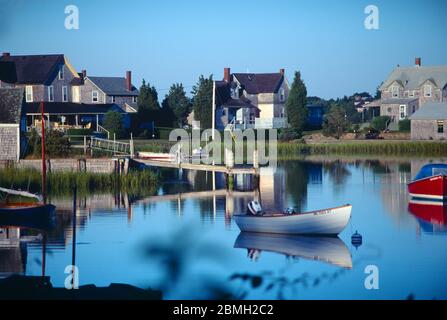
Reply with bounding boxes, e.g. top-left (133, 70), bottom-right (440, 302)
top-left (322, 106), bottom-right (351, 139)
top-left (162, 83), bottom-right (192, 127)
top-left (285, 71), bottom-right (308, 134)
top-left (103, 111), bottom-right (125, 138)
top-left (137, 79), bottom-right (160, 125)
top-left (138, 79), bottom-right (160, 111)
top-left (192, 75), bottom-right (213, 129)
top-left (371, 115), bottom-right (391, 131)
